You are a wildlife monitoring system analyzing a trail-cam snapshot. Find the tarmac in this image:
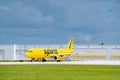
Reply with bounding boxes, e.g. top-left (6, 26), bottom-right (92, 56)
top-left (0, 60), bottom-right (120, 65)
